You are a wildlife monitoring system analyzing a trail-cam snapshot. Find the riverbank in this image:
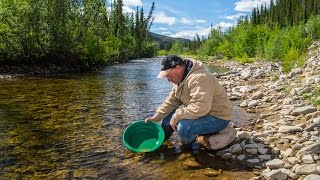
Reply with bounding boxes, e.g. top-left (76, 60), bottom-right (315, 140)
top-left (211, 41), bottom-right (320, 179)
